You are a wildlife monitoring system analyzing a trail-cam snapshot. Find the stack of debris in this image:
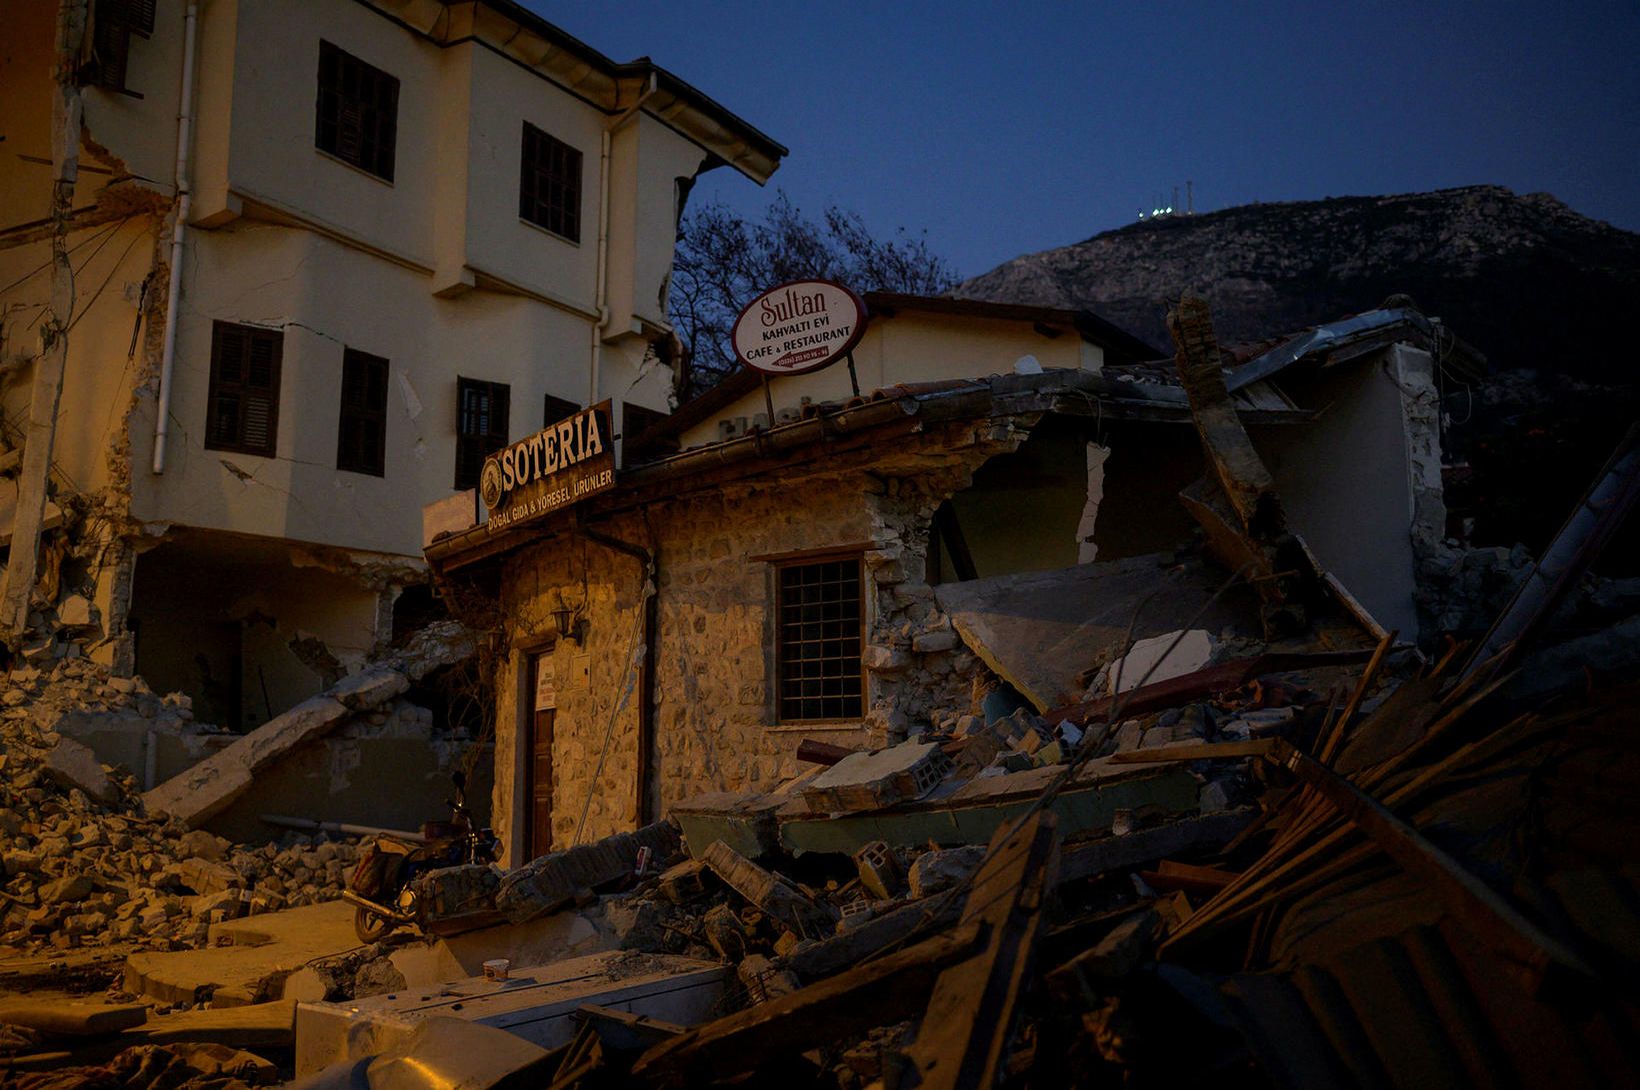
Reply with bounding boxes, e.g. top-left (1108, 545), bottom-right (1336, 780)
top-left (0, 657), bottom-right (366, 956)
